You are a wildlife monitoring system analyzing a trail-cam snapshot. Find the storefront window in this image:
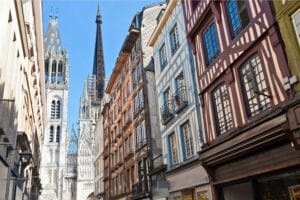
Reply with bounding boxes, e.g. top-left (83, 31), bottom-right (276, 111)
top-left (197, 191), bottom-right (209, 200)
top-left (222, 181), bottom-right (254, 200)
top-left (256, 170), bottom-right (300, 200)
top-left (220, 170), bottom-right (300, 200)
